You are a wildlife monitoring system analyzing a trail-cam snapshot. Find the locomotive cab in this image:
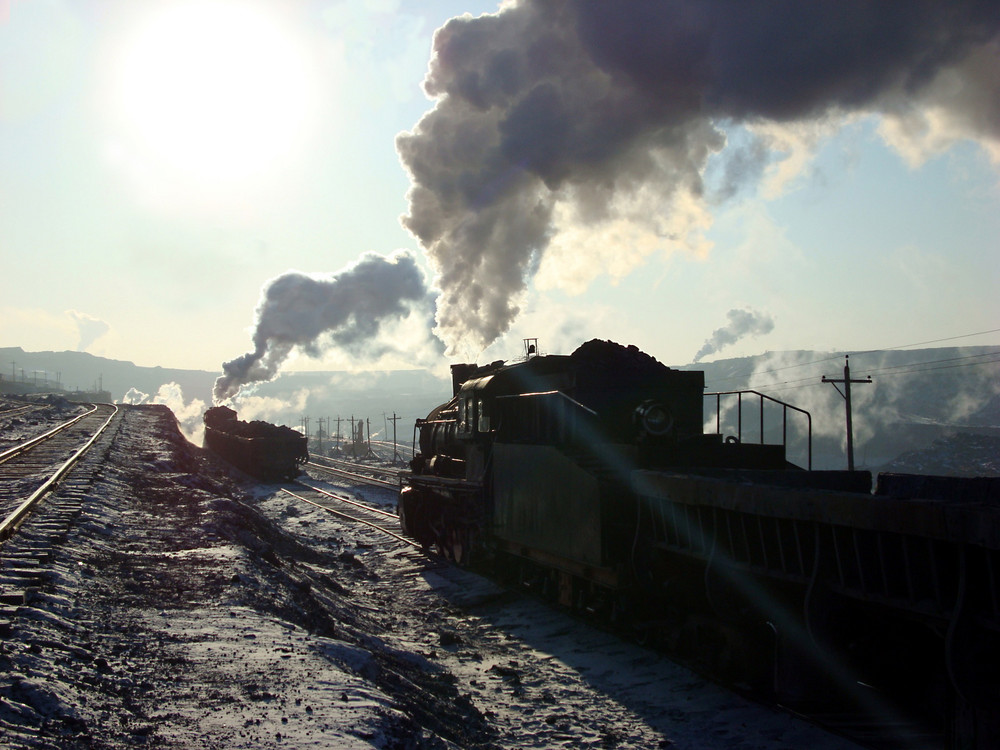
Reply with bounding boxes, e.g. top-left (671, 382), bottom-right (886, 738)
top-left (410, 354), bottom-right (576, 482)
